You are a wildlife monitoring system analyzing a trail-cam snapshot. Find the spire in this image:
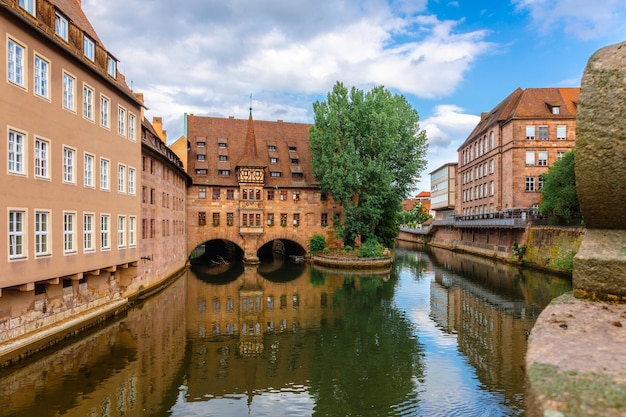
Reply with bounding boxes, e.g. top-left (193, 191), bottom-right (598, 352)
top-left (236, 106), bottom-right (265, 169)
